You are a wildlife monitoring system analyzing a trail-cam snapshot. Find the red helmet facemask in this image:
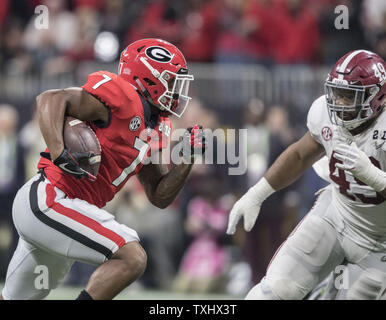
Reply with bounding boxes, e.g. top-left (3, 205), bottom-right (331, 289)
top-left (325, 50), bottom-right (386, 130)
top-left (118, 38), bottom-right (194, 118)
